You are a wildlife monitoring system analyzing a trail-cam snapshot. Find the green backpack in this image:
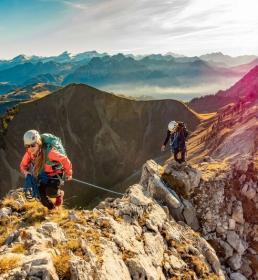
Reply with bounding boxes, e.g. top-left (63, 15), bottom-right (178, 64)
top-left (41, 133), bottom-right (67, 170)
